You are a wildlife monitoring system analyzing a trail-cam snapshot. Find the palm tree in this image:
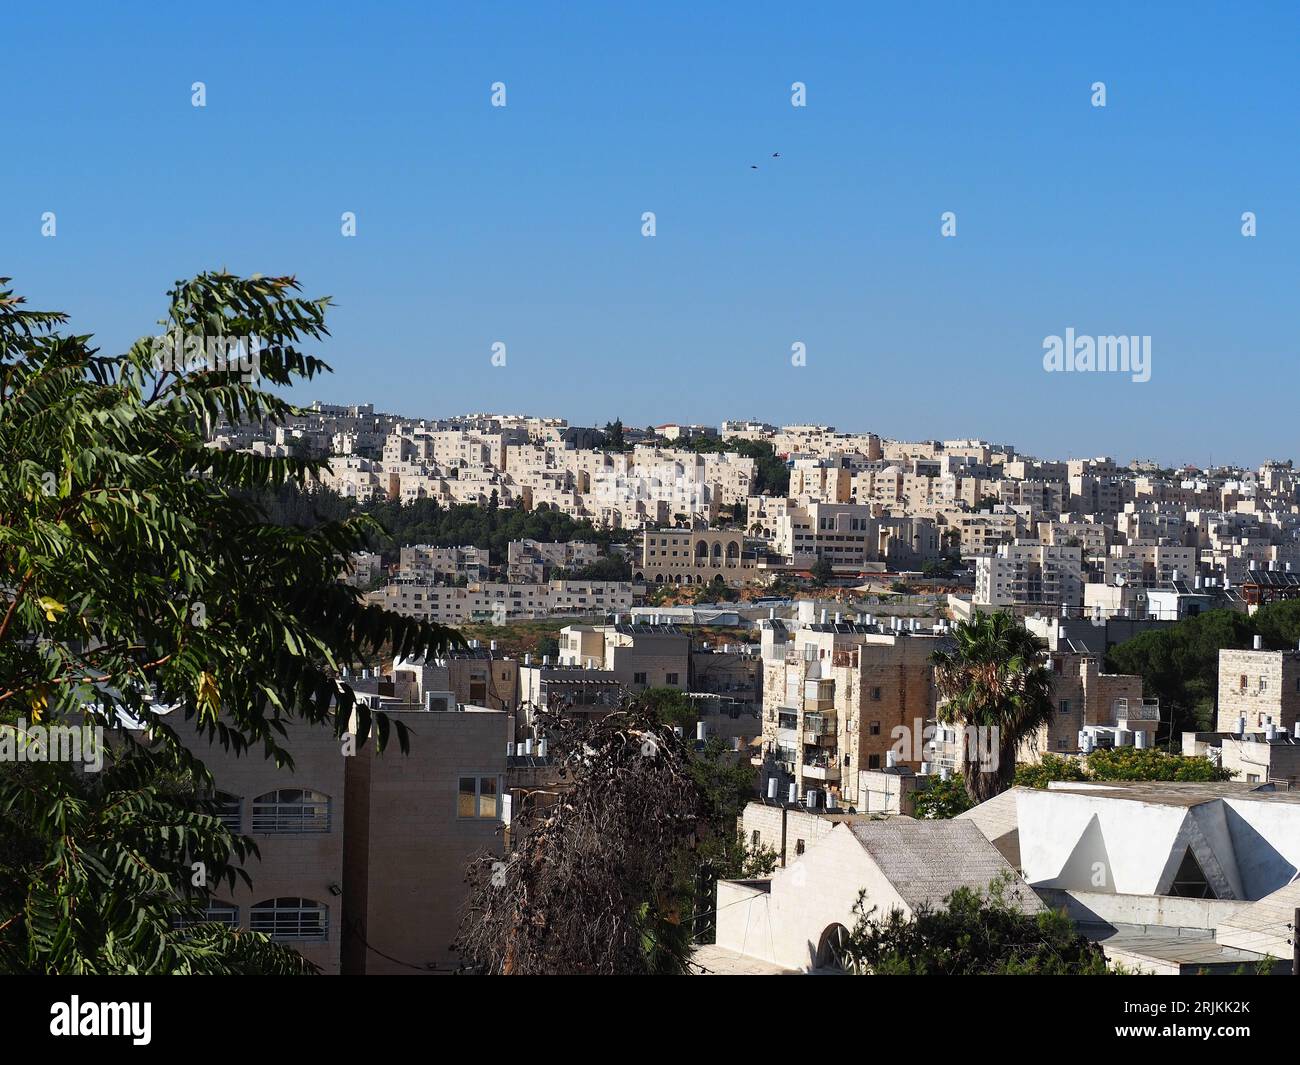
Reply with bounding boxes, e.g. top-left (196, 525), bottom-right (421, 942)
top-left (929, 612), bottom-right (1054, 805)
